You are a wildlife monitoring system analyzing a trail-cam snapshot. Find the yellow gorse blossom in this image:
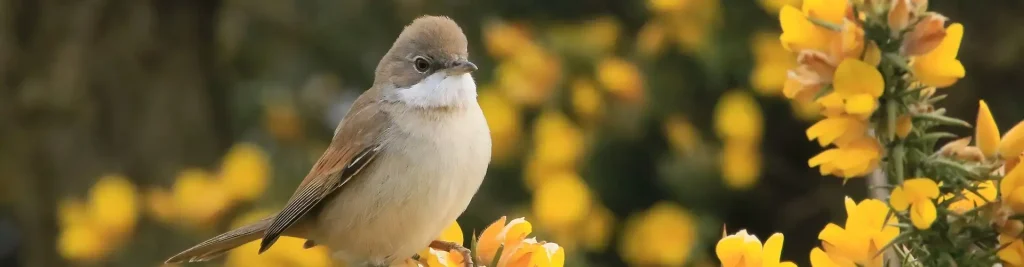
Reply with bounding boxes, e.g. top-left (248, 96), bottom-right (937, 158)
top-left (57, 174), bottom-right (138, 262)
top-left (714, 90), bottom-right (764, 189)
top-left (220, 142), bottom-right (271, 202)
top-left (751, 31), bottom-right (797, 96)
top-left (476, 217), bottom-right (565, 267)
top-left (911, 23), bottom-right (965, 88)
top-left (999, 234), bottom-right (1024, 267)
top-left (596, 57), bottom-right (644, 104)
top-left (479, 88), bottom-right (522, 163)
top-left (811, 197), bottom-right (899, 267)
top-left (620, 201), bottom-right (697, 267)
top-left (532, 172), bottom-right (593, 230)
top-left (940, 180), bottom-right (997, 214)
top-left (716, 230), bottom-right (797, 267)
top-left (976, 100), bottom-right (1001, 158)
top-left (889, 178), bottom-right (940, 229)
